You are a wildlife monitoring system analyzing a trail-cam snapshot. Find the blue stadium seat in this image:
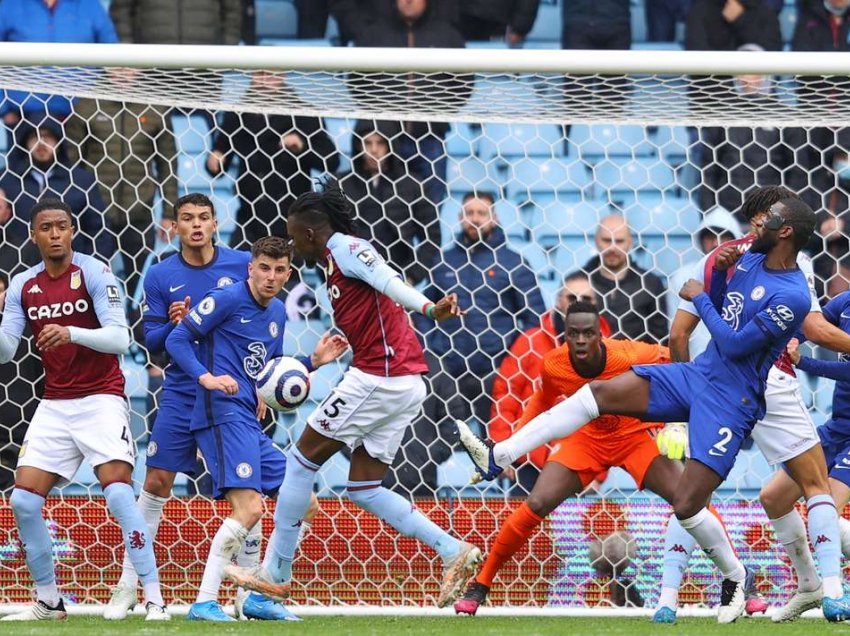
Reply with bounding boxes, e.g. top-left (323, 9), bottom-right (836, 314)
top-left (446, 121), bottom-right (481, 157)
top-left (515, 240), bottom-right (553, 279)
top-left (122, 359), bottom-right (149, 400)
top-left (446, 157), bottom-right (503, 195)
top-left (478, 123), bottom-right (565, 159)
top-left (324, 117), bottom-right (354, 158)
top-left (437, 452), bottom-right (506, 497)
top-left (780, 6), bottom-right (798, 44)
top-left (171, 113), bottom-right (209, 155)
top-left (260, 37), bottom-right (330, 47)
top-left (525, 0), bottom-right (561, 42)
top-left (441, 196), bottom-right (529, 243)
top-left (255, 0), bottom-right (297, 40)
top-left (569, 124), bottom-right (656, 159)
top-left (719, 447), bottom-right (773, 492)
top-left (505, 158), bottom-right (594, 202)
top-left (177, 153), bottom-right (217, 192)
top-left (551, 240), bottom-right (595, 275)
top-left (592, 158), bottom-right (677, 193)
top-left (528, 200), bottom-right (609, 248)
top-left (622, 195), bottom-right (701, 235)
top-left (638, 234), bottom-right (701, 277)
top-left (307, 360), bottom-right (345, 404)
top-left (209, 190), bottom-right (240, 235)
top-left (653, 125), bottom-right (692, 161)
